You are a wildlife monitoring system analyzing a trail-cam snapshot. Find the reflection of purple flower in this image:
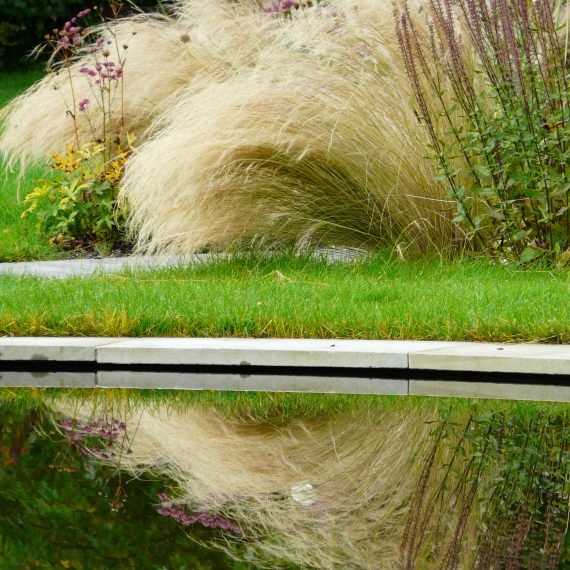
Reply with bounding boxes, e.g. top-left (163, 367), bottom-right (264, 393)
top-left (57, 416), bottom-right (129, 460)
top-left (155, 493), bottom-right (241, 534)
